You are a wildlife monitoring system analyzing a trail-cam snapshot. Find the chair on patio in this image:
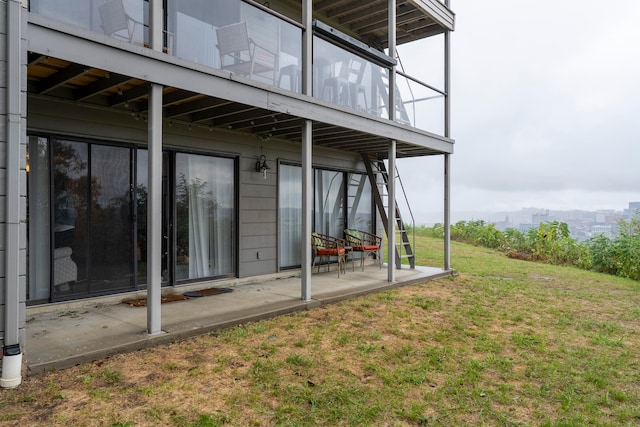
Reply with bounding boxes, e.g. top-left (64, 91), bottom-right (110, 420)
top-left (216, 22), bottom-right (278, 85)
top-left (311, 232), bottom-right (346, 277)
top-left (344, 229), bottom-right (382, 271)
